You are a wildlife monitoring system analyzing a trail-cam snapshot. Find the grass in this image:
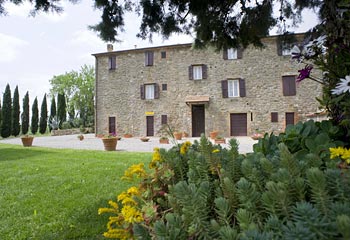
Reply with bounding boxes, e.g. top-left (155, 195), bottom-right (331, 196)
top-left (0, 143), bottom-right (151, 240)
